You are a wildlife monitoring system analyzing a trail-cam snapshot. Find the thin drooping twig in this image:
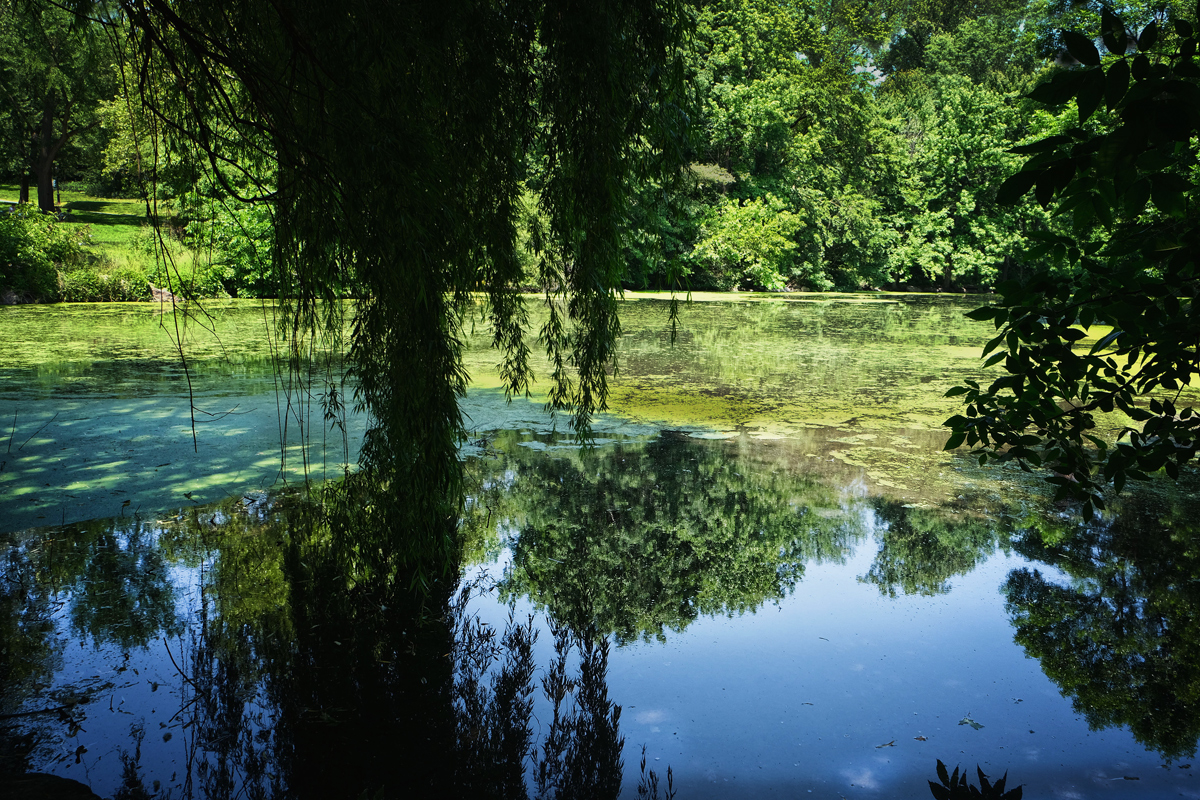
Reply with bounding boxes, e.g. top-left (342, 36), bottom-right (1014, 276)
top-left (6, 409), bottom-right (15, 453)
top-left (18, 412), bottom-right (59, 451)
top-left (191, 405), bottom-right (248, 423)
top-left (162, 637), bottom-right (200, 690)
